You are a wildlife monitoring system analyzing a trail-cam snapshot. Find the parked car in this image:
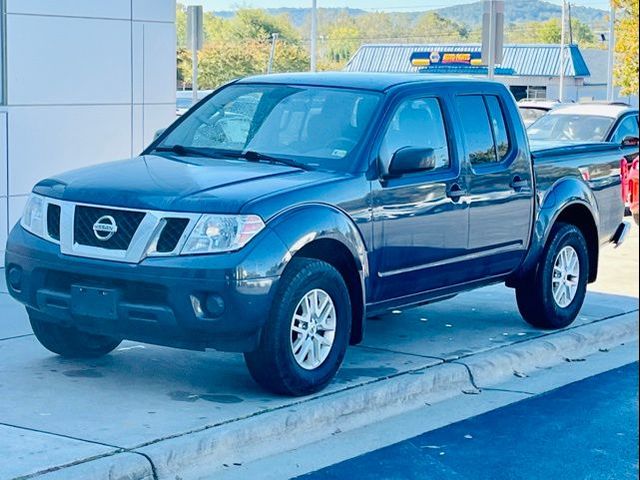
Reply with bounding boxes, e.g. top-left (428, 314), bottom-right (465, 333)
top-left (623, 155), bottom-right (639, 225)
top-left (5, 74), bottom-right (629, 396)
top-left (518, 99), bottom-right (561, 127)
top-left (528, 103), bottom-right (640, 160)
